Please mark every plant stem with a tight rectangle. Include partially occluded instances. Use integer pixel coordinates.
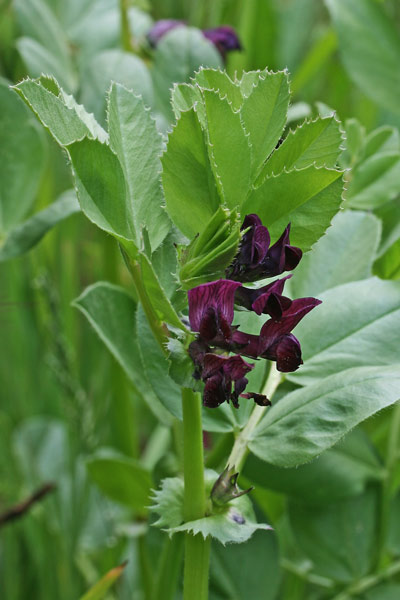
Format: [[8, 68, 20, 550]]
[[331, 559, 400, 600], [181, 387, 210, 600], [377, 400, 400, 567], [119, 0, 132, 52], [226, 365, 282, 471], [152, 534, 184, 600]]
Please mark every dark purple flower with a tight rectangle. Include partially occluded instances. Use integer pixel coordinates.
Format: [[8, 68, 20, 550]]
[[188, 279, 241, 343], [202, 353, 253, 408], [235, 275, 292, 319], [147, 19, 184, 47], [203, 25, 241, 58], [231, 297, 321, 372], [227, 216, 302, 283]]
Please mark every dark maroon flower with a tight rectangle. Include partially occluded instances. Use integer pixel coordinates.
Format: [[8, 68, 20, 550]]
[[202, 353, 253, 408], [240, 392, 271, 407], [147, 19, 184, 47], [227, 216, 302, 283], [188, 279, 241, 343], [203, 25, 241, 58], [230, 297, 321, 372], [235, 275, 292, 319]]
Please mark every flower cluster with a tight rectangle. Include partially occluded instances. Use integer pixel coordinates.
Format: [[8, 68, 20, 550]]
[[147, 20, 241, 60], [187, 214, 321, 408]]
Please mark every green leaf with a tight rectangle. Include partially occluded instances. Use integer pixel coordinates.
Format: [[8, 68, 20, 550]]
[[288, 278, 400, 385], [345, 152, 400, 210], [80, 49, 153, 123], [13, 77, 108, 146], [326, 0, 400, 114], [152, 27, 222, 119], [151, 471, 271, 545], [261, 116, 344, 178], [250, 366, 400, 468], [244, 166, 343, 251], [193, 68, 243, 110], [210, 530, 281, 600], [139, 252, 187, 331], [87, 449, 152, 512], [66, 137, 136, 245], [244, 429, 383, 505], [202, 90, 251, 209], [289, 210, 381, 298], [72, 282, 172, 423], [171, 82, 203, 119], [107, 83, 170, 252], [288, 488, 378, 583], [0, 190, 80, 262], [80, 563, 127, 600], [374, 239, 400, 281], [162, 108, 220, 238], [0, 78, 46, 236], [14, 0, 76, 92], [136, 305, 182, 419], [240, 70, 289, 179]]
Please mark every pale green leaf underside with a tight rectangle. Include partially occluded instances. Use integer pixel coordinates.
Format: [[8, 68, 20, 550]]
[[73, 282, 172, 423], [288, 277, 400, 385], [151, 471, 270, 545], [289, 210, 381, 298], [244, 166, 343, 251], [346, 152, 400, 210], [0, 190, 80, 262], [108, 83, 170, 252], [251, 366, 400, 468]]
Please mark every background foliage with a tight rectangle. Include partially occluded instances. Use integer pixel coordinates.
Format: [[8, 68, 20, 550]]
[[1, 0, 400, 599]]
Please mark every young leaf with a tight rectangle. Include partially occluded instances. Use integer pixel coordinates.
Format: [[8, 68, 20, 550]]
[[193, 68, 243, 110], [0, 190, 80, 262], [80, 563, 127, 600], [202, 89, 252, 209], [240, 70, 290, 179], [162, 108, 220, 238], [87, 450, 152, 513], [13, 77, 107, 145], [250, 366, 400, 468], [66, 138, 136, 246], [244, 165, 343, 251], [289, 210, 381, 298], [0, 79, 46, 236], [72, 282, 172, 423], [107, 83, 170, 252], [326, 0, 400, 115], [151, 471, 271, 545], [288, 278, 400, 385], [261, 116, 344, 178]]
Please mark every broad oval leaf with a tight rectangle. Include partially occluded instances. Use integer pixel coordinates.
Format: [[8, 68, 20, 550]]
[[288, 278, 400, 385], [250, 366, 400, 468]]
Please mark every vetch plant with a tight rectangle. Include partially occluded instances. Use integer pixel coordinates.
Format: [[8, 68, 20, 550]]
[[11, 65, 400, 599]]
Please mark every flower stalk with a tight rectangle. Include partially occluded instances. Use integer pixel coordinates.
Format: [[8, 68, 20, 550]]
[[181, 387, 210, 600], [227, 364, 282, 471]]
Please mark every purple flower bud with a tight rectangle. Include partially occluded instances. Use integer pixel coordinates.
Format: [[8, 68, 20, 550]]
[[203, 25, 241, 59], [188, 280, 241, 343], [227, 216, 302, 283], [201, 353, 254, 408], [211, 467, 253, 507], [235, 275, 292, 319], [147, 19, 185, 47]]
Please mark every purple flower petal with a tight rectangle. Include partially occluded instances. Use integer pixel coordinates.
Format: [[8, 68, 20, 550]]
[[261, 224, 303, 278], [260, 296, 321, 348], [188, 279, 241, 341], [203, 25, 241, 58], [147, 19, 185, 47], [265, 333, 303, 372]]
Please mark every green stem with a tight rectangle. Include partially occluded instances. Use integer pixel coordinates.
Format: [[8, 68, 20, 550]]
[[138, 534, 153, 600], [331, 559, 400, 600], [226, 365, 282, 471], [181, 387, 210, 600], [119, 0, 132, 52], [377, 400, 400, 567], [152, 534, 184, 600]]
